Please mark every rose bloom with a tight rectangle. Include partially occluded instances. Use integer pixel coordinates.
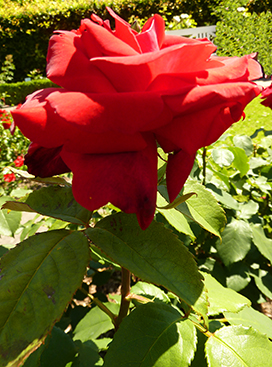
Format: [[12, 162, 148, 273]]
[[0, 110, 12, 130], [12, 8, 263, 229], [3, 173, 16, 182], [14, 155, 25, 167], [261, 81, 272, 109]]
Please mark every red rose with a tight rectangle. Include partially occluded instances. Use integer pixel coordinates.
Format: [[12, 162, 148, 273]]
[[261, 81, 272, 108], [12, 8, 263, 229], [14, 155, 25, 167], [3, 173, 16, 182]]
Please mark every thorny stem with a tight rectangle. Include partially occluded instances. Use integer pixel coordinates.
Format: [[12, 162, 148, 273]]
[[114, 267, 131, 329]]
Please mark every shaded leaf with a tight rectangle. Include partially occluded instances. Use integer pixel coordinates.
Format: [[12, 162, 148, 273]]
[[251, 269, 272, 299], [0, 230, 90, 367], [205, 325, 272, 367], [86, 212, 203, 307], [24, 326, 77, 367], [216, 219, 252, 266], [70, 340, 103, 367], [103, 302, 197, 367], [201, 272, 250, 315], [251, 224, 272, 264]]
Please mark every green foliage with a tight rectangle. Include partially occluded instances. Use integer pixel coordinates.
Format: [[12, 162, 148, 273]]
[[0, 0, 218, 82], [214, 0, 272, 76], [1, 121, 272, 365], [247, 0, 272, 14], [0, 78, 58, 106], [0, 55, 15, 84]]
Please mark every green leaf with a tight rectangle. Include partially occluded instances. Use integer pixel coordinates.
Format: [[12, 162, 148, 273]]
[[24, 326, 77, 367], [224, 307, 272, 339], [86, 213, 203, 307], [226, 262, 251, 292], [0, 230, 90, 367], [157, 192, 197, 209], [251, 269, 272, 299], [233, 135, 253, 156], [205, 325, 272, 367], [159, 180, 226, 239], [216, 219, 252, 266], [237, 200, 259, 220], [103, 302, 197, 367], [130, 281, 170, 303], [228, 146, 249, 177], [2, 186, 92, 226], [251, 224, 272, 264], [212, 148, 234, 167], [71, 340, 103, 366], [0, 196, 22, 236], [73, 303, 119, 342], [201, 273, 250, 315], [156, 192, 195, 238], [206, 183, 239, 210]]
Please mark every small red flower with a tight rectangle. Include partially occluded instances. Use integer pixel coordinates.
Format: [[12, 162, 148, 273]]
[[14, 155, 24, 167], [3, 173, 16, 182]]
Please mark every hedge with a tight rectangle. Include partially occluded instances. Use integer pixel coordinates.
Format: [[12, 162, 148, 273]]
[[0, 0, 218, 82], [214, 0, 272, 76], [0, 79, 58, 106]]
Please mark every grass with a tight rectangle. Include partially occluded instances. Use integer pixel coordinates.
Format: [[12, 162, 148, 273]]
[[228, 95, 272, 142]]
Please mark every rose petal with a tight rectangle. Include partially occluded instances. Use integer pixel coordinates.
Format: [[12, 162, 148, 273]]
[[136, 14, 165, 52], [45, 89, 173, 134], [46, 30, 116, 93], [12, 89, 148, 154], [166, 150, 196, 202], [261, 83, 272, 108], [81, 18, 139, 57], [61, 134, 158, 230], [25, 143, 70, 177], [91, 41, 217, 92], [155, 83, 261, 154], [106, 7, 141, 53]]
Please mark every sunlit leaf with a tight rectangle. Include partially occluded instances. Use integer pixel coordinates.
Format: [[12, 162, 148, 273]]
[[205, 325, 272, 367], [201, 272, 250, 315], [104, 302, 197, 367]]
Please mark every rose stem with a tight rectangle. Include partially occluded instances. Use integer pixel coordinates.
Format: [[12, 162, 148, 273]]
[[115, 267, 131, 329]]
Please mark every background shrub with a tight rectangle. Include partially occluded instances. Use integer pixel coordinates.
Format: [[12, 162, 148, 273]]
[[0, 79, 58, 106], [214, 0, 272, 76], [0, 0, 217, 83]]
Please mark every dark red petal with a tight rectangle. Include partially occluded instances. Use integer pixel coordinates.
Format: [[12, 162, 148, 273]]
[[166, 150, 196, 202], [261, 83, 272, 108], [25, 143, 70, 177], [61, 135, 158, 230]]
